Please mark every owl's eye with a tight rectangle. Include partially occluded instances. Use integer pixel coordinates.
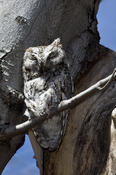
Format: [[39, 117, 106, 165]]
[[48, 51, 58, 60], [30, 55, 37, 60]]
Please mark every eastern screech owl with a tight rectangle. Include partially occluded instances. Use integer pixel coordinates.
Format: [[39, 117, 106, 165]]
[[23, 38, 73, 151]]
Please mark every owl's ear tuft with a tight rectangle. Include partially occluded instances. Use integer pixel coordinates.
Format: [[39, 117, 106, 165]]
[[26, 48, 33, 53], [51, 38, 62, 47]]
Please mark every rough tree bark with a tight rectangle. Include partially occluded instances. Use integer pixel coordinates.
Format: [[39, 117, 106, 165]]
[[0, 0, 116, 175]]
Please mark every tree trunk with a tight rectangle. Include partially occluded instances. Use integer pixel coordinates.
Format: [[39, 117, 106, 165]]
[[0, 0, 116, 174]]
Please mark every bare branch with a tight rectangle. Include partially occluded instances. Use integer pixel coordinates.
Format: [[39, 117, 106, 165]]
[[1, 69, 116, 139]]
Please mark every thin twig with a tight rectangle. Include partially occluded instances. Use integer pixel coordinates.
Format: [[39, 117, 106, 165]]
[[1, 69, 116, 139], [97, 68, 116, 90]]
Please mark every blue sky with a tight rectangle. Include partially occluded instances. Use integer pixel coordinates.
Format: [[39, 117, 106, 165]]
[[2, 136, 39, 175], [97, 0, 116, 51], [2, 0, 116, 174]]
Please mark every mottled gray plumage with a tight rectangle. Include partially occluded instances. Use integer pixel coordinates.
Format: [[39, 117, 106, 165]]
[[23, 39, 73, 151]]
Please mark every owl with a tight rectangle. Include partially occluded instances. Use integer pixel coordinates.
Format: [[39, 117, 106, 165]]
[[23, 38, 73, 151]]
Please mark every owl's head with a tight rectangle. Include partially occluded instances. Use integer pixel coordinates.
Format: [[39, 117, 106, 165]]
[[23, 38, 68, 81]]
